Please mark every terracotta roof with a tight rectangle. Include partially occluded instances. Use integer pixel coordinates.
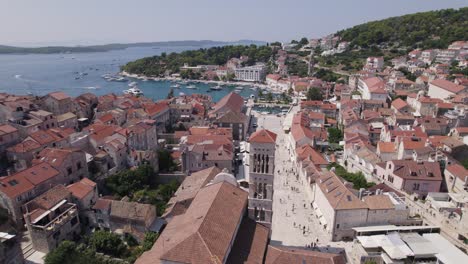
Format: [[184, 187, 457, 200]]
[[7, 139, 41, 153], [210, 92, 244, 115], [166, 167, 221, 213], [266, 74, 281, 81], [0, 162, 60, 198], [28, 129, 62, 145], [402, 140, 426, 150], [391, 98, 409, 110], [48, 91, 71, 101], [93, 198, 112, 210], [215, 111, 247, 123], [226, 217, 269, 264], [249, 129, 277, 144], [316, 171, 368, 210], [110, 200, 156, 225], [296, 145, 328, 167], [430, 79, 464, 94], [34, 148, 80, 167], [265, 245, 346, 264], [66, 178, 96, 199], [26, 185, 70, 210], [389, 160, 442, 181], [446, 164, 467, 182], [377, 142, 396, 153], [0, 124, 18, 135], [136, 181, 248, 264], [363, 195, 395, 210], [454, 127, 468, 134]]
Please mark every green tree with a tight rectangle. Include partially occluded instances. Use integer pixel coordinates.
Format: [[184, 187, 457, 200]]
[[45, 241, 97, 264], [142, 232, 159, 251], [88, 231, 128, 258], [265, 92, 274, 102], [299, 37, 309, 45], [105, 165, 154, 197], [328, 127, 343, 144], [157, 149, 176, 172], [306, 87, 323, 101]]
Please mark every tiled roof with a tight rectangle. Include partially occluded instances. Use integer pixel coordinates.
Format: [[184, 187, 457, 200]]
[[377, 142, 396, 153], [110, 200, 156, 225], [215, 111, 247, 123], [317, 171, 368, 210], [210, 92, 244, 114], [363, 195, 395, 210], [27, 185, 70, 210], [446, 164, 467, 182], [34, 148, 78, 167], [226, 217, 269, 264], [391, 98, 409, 110], [389, 160, 442, 181], [136, 181, 248, 264], [430, 79, 464, 93], [0, 124, 18, 135], [167, 167, 221, 210], [0, 162, 60, 198], [66, 178, 96, 199], [7, 139, 41, 153], [249, 129, 277, 144], [48, 91, 71, 101], [296, 145, 328, 166], [265, 245, 346, 264]]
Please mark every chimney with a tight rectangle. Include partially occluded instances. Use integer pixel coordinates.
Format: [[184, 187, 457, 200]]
[[358, 188, 365, 199]]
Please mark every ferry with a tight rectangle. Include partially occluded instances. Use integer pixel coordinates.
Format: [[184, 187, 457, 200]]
[[123, 87, 143, 96]]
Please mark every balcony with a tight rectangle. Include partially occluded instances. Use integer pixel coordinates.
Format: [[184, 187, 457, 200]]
[[31, 203, 78, 233]]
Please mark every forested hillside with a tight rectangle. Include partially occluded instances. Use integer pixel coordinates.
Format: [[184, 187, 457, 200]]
[[121, 45, 273, 76], [338, 7, 467, 49]]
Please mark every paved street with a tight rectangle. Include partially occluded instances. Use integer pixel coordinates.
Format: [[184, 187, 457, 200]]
[[252, 105, 355, 258]]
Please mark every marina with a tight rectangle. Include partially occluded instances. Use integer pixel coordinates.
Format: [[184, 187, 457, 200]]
[[0, 46, 260, 102]]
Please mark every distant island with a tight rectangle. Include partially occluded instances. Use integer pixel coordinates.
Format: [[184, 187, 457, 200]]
[[0, 40, 266, 54]]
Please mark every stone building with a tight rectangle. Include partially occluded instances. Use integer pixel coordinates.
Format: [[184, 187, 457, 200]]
[[248, 129, 277, 226], [41, 92, 73, 115], [23, 185, 80, 253]]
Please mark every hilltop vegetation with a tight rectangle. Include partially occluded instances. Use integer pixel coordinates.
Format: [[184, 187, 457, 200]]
[[121, 44, 273, 77], [338, 7, 468, 49]]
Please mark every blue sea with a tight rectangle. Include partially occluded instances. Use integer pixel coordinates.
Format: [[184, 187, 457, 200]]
[[0, 45, 257, 102]]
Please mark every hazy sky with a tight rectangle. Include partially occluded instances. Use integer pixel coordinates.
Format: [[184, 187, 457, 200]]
[[1, 0, 467, 46]]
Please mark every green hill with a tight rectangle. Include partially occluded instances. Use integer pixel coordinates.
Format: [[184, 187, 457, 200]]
[[338, 7, 467, 49], [121, 45, 273, 77]]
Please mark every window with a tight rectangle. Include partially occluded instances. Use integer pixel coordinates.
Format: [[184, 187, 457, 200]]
[[77, 162, 82, 170], [336, 224, 340, 229], [413, 183, 420, 191], [67, 167, 72, 175]]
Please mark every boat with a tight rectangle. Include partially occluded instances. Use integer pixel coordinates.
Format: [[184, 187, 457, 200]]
[[210, 85, 223, 91], [186, 84, 197, 89], [235, 86, 244, 90], [123, 87, 143, 96], [170, 84, 180, 88], [128, 81, 138, 87], [113, 77, 128, 82]]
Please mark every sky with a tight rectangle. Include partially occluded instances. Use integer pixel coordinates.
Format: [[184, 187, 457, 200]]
[[1, 0, 467, 46]]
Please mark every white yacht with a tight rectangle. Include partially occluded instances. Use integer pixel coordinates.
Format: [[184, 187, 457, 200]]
[[210, 85, 223, 91], [186, 84, 197, 89], [128, 81, 138, 87], [123, 87, 143, 96]]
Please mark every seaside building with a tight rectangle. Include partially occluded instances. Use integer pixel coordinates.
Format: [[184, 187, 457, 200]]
[[234, 64, 267, 82]]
